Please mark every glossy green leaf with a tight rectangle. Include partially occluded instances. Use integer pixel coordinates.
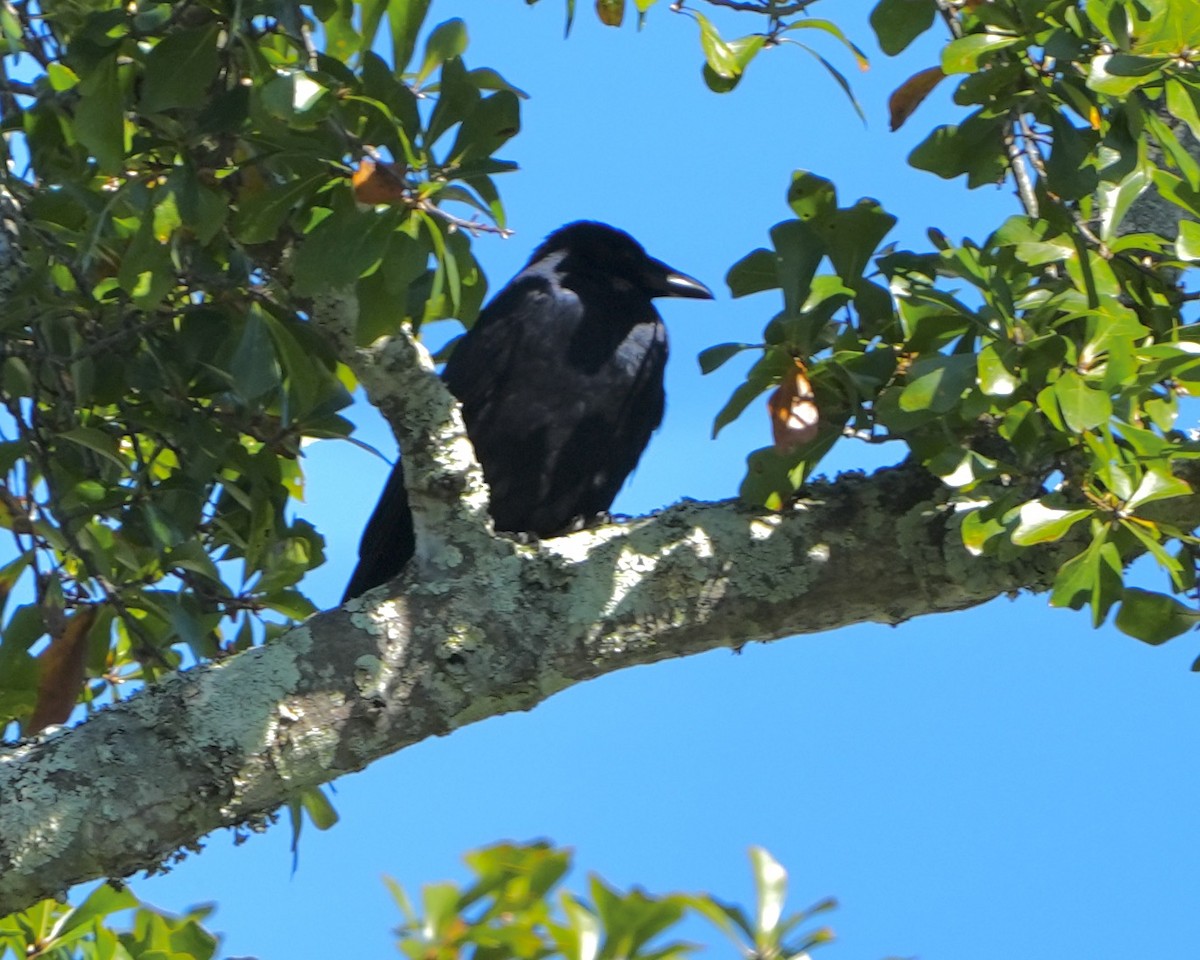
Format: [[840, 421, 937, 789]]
[[1166, 78, 1200, 140], [417, 18, 468, 82], [1087, 53, 1165, 95], [750, 846, 787, 938], [694, 12, 738, 79], [702, 34, 767, 93], [909, 114, 1007, 188], [1053, 370, 1112, 433], [1115, 588, 1199, 645], [898, 354, 975, 413], [869, 0, 937, 55], [1177, 220, 1200, 262], [233, 169, 326, 245], [786, 171, 837, 223], [781, 19, 869, 71], [1097, 165, 1151, 242], [49, 884, 139, 943], [140, 25, 221, 113], [1050, 536, 1123, 626], [941, 33, 1021, 74], [74, 56, 124, 174], [1011, 501, 1093, 546], [389, 0, 432, 73], [699, 343, 758, 375], [727, 248, 779, 297], [1125, 469, 1192, 511]]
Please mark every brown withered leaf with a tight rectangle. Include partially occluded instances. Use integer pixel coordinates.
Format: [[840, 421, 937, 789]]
[[26, 606, 99, 735], [352, 158, 408, 205], [769, 359, 819, 452], [888, 66, 946, 132], [596, 0, 625, 27]]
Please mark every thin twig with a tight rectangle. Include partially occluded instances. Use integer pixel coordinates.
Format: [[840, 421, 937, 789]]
[[1005, 112, 1039, 218], [418, 201, 514, 238], [673, 0, 819, 15]]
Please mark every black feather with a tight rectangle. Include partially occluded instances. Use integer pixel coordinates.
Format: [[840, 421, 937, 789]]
[[343, 221, 712, 601]]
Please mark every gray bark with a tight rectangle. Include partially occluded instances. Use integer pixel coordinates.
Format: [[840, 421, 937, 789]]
[[0, 457, 1120, 916]]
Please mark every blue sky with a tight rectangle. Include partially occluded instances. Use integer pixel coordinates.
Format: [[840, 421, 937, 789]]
[[73, 1, 1200, 958]]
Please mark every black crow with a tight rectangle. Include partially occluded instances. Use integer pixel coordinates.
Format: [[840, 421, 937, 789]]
[[343, 221, 712, 601]]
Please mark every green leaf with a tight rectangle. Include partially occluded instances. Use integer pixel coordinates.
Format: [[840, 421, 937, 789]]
[[1125, 469, 1191, 511], [726, 248, 778, 297], [1097, 166, 1151, 242], [769, 219, 824, 317], [941, 33, 1021, 74], [1011, 500, 1093, 546], [447, 90, 520, 165], [59, 428, 127, 471], [50, 884, 139, 944], [1053, 370, 1112, 433], [823, 199, 896, 282], [750, 846, 787, 939], [977, 343, 1019, 396], [961, 505, 1007, 556], [693, 12, 738, 79], [1177, 220, 1200, 262], [869, 0, 937, 55], [1115, 588, 1199, 645], [229, 309, 280, 403], [898, 354, 975, 413], [596, 0, 625, 26], [698, 342, 757, 375], [1166, 78, 1200, 140], [702, 34, 767, 93], [426, 57, 480, 147], [389, 0, 432, 73], [233, 168, 326, 246], [417, 18, 468, 82], [909, 114, 1007, 188], [140, 25, 221, 113], [786, 171, 837, 223], [1087, 53, 1166, 96], [780, 19, 869, 71], [74, 56, 125, 174], [299, 785, 340, 830], [47, 63, 79, 91], [1050, 534, 1123, 626], [291, 201, 400, 296]]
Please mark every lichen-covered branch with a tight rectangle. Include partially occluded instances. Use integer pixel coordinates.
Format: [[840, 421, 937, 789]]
[[2, 460, 1156, 916], [309, 289, 494, 566]]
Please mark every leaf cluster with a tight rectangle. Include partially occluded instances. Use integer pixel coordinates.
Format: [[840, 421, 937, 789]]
[[703, 0, 1200, 647], [0, 0, 520, 733], [388, 842, 837, 960]]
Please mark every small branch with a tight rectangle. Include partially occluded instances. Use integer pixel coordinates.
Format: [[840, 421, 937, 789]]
[[417, 201, 513, 239], [933, 0, 963, 39], [685, 0, 820, 14], [306, 286, 496, 571], [1005, 112, 1039, 218]]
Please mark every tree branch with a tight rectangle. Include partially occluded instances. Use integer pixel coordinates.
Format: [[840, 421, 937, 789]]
[[308, 289, 495, 570], [4, 459, 1168, 916]]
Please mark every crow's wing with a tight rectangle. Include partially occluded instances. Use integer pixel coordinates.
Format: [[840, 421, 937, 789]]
[[342, 459, 415, 601]]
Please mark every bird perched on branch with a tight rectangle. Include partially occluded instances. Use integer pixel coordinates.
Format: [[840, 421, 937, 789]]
[[343, 221, 713, 601]]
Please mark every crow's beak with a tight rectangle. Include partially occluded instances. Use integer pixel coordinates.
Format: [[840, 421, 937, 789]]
[[645, 258, 714, 300]]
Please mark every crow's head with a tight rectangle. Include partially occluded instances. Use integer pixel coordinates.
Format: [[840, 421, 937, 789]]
[[529, 221, 713, 302]]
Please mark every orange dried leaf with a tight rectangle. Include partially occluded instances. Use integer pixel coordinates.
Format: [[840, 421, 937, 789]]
[[26, 606, 99, 735], [888, 66, 946, 132], [769, 360, 819, 452], [352, 159, 408, 205]]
